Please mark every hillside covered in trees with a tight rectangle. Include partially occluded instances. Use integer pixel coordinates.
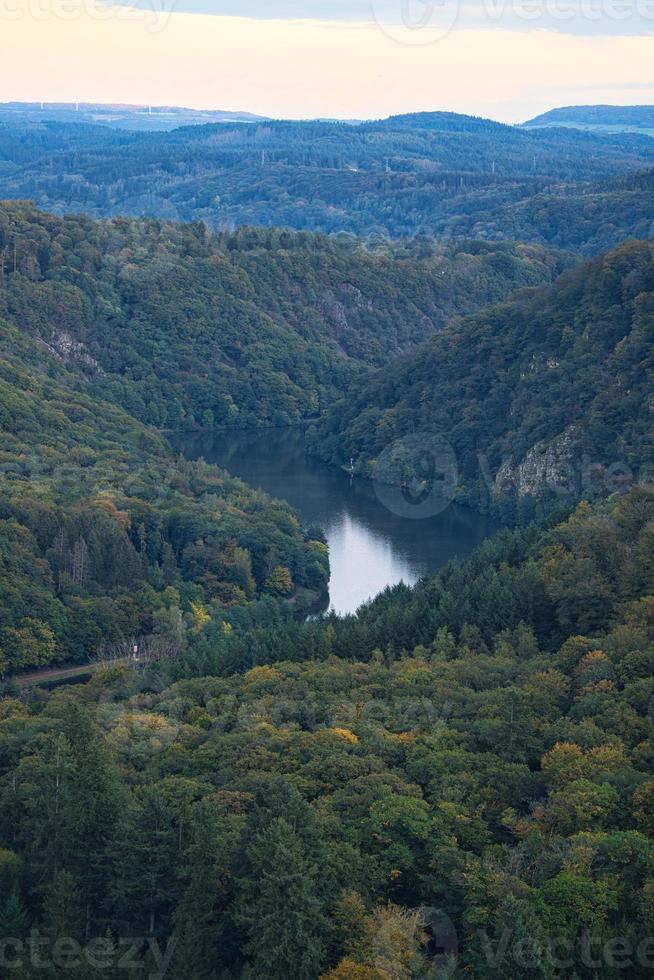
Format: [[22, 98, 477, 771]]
[[440, 169, 654, 256], [1, 108, 654, 978], [2, 488, 654, 976], [525, 105, 654, 133], [0, 276, 332, 675], [0, 203, 565, 428], [1, 114, 654, 250], [312, 239, 654, 520], [0, 200, 572, 676]]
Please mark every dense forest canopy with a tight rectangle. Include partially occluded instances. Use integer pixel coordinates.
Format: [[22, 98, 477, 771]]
[[0, 201, 570, 676], [439, 169, 654, 256], [2, 488, 654, 976], [312, 239, 654, 520], [0, 283, 331, 675], [0, 203, 565, 429], [0, 114, 653, 249], [1, 102, 654, 978]]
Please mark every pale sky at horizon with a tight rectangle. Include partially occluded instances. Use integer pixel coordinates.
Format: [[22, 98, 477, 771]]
[[1, 0, 653, 122]]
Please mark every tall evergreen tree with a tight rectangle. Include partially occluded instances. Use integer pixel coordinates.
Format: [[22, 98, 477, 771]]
[[236, 816, 329, 980]]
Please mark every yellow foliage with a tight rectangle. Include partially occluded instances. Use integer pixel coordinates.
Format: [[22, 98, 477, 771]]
[[105, 712, 178, 754], [575, 650, 612, 676], [243, 665, 282, 689], [190, 600, 211, 634], [328, 727, 359, 744], [320, 960, 389, 980], [576, 679, 616, 699], [0, 698, 29, 721], [385, 732, 416, 745], [541, 742, 587, 787], [88, 493, 131, 529], [265, 565, 294, 596]]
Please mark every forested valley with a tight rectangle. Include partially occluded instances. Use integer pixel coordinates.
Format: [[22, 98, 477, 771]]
[[1, 105, 654, 979], [0, 199, 568, 673]]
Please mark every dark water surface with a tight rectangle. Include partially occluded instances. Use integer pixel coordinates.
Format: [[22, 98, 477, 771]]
[[175, 429, 501, 615]]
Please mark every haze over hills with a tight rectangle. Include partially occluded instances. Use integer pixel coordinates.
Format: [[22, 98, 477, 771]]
[[524, 104, 654, 136], [0, 102, 269, 131], [443, 168, 654, 255], [1, 110, 654, 250]]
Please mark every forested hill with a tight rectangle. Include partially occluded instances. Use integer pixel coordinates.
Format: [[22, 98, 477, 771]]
[[3, 485, 654, 977], [525, 104, 654, 132], [1, 113, 654, 247], [0, 101, 269, 131], [0, 301, 331, 675], [312, 239, 654, 519], [0, 203, 564, 428], [439, 168, 654, 256]]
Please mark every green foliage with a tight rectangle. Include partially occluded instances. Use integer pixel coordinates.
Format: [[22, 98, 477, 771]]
[[0, 203, 564, 430], [315, 240, 654, 518], [2, 489, 654, 975], [0, 270, 329, 671], [1, 115, 653, 250]]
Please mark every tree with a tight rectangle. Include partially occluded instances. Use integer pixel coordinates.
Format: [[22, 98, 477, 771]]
[[265, 566, 294, 596], [236, 816, 328, 979], [58, 703, 123, 938], [111, 789, 178, 937], [173, 800, 234, 978], [633, 781, 654, 836]]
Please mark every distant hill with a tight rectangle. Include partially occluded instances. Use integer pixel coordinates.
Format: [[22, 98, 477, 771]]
[[442, 168, 654, 256], [524, 105, 654, 137], [1, 112, 653, 246], [0, 102, 268, 132], [374, 111, 512, 133]]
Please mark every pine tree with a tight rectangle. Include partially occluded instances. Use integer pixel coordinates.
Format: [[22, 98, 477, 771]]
[[59, 703, 122, 938], [172, 800, 231, 978], [111, 789, 178, 938], [236, 816, 328, 980]]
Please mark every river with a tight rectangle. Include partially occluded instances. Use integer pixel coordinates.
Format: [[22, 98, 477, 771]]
[[175, 428, 500, 616]]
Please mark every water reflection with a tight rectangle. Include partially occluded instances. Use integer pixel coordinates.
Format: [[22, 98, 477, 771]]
[[174, 428, 500, 615]]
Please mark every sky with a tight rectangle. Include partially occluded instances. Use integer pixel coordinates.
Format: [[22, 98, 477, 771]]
[[1, 0, 653, 122]]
